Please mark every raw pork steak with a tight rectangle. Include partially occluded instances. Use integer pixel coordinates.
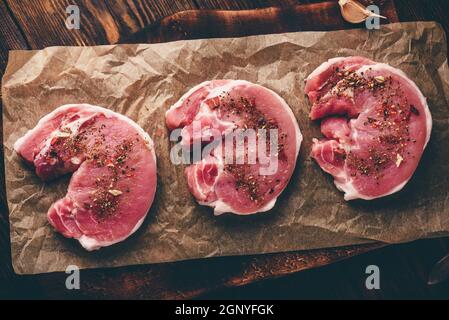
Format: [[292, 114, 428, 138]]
[[306, 57, 432, 200], [166, 80, 302, 215], [14, 104, 157, 250]]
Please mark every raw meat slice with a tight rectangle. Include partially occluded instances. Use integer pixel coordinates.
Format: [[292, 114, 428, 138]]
[[14, 104, 157, 250], [166, 80, 233, 130], [166, 80, 302, 215], [305, 56, 375, 120], [306, 57, 432, 200]]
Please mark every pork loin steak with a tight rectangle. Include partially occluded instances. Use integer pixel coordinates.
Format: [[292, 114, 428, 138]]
[[305, 57, 432, 200], [166, 80, 302, 215], [14, 104, 157, 250]]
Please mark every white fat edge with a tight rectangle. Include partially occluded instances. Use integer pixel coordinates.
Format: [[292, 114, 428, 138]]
[[165, 80, 213, 115], [305, 57, 348, 83], [335, 176, 411, 201], [209, 196, 277, 216], [13, 136, 26, 154], [209, 200, 235, 216], [14, 104, 93, 155], [77, 214, 146, 251], [334, 179, 359, 201], [355, 63, 432, 148], [306, 56, 374, 88], [35, 113, 99, 164], [168, 79, 258, 120], [13, 105, 76, 153], [16, 103, 156, 165], [375, 178, 410, 199], [205, 79, 250, 98]]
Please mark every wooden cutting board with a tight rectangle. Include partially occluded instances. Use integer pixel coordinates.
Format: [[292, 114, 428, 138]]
[[125, 0, 399, 43], [16, 1, 397, 299]]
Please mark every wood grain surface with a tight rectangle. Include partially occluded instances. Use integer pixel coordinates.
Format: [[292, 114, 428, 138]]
[[0, 0, 448, 299], [125, 1, 398, 43]]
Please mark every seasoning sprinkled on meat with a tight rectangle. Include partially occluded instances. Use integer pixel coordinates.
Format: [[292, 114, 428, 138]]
[[166, 80, 302, 215], [14, 104, 157, 251], [306, 57, 432, 200]]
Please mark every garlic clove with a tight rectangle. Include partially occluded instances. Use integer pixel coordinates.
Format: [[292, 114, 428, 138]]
[[339, 0, 387, 24]]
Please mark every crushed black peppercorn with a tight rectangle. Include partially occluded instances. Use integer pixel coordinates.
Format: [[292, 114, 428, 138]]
[[205, 91, 288, 203], [43, 120, 139, 219], [336, 69, 420, 179]]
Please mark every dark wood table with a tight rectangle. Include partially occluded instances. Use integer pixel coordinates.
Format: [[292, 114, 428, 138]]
[[1, 0, 448, 299]]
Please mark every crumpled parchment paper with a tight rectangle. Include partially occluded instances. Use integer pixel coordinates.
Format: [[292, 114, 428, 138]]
[[2, 22, 448, 275]]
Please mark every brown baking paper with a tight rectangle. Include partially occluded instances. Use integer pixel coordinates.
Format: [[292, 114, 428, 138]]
[[2, 22, 449, 275]]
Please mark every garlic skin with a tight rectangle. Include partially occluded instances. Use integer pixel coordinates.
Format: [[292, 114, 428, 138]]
[[338, 0, 387, 24]]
